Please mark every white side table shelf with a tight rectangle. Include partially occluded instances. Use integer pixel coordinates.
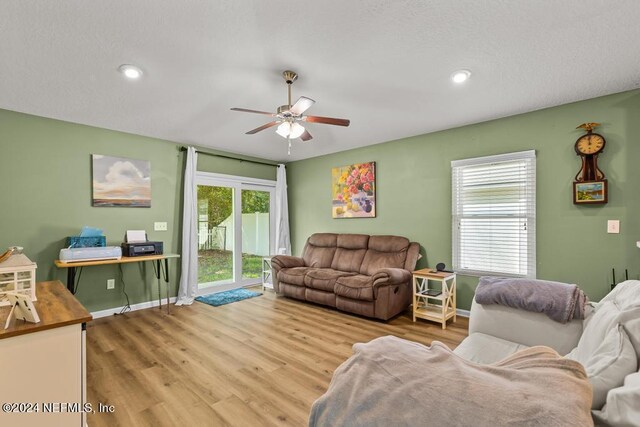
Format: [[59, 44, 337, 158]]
[[262, 256, 275, 292], [412, 268, 456, 329]]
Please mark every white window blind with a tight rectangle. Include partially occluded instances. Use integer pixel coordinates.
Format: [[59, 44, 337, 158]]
[[452, 150, 536, 278]]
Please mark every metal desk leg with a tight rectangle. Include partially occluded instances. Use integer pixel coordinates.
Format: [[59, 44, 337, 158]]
[[155, 259, 162, 310], [67, 266, 76, 294], [164, 258, 170, 314]]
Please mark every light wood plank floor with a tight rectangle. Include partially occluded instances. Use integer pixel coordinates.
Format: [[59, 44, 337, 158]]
[[87, 288, 468, 427]]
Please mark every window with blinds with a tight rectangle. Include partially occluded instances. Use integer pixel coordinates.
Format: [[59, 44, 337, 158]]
[[452, 150, 536, 278]]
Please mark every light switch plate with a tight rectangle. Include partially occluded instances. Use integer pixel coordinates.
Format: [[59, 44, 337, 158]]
[[154, 222, 168, 231], [607, 220, 620, 234], [107, 279, 115, 290]]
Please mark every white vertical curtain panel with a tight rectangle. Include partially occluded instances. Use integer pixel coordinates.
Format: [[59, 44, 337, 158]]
[[176, 147, 198, 305], [451, 150, 536, 278], [275, 164, 291, 255]]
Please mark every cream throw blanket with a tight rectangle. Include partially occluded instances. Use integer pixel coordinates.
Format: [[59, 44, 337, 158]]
[[310, 336, 593, 427]]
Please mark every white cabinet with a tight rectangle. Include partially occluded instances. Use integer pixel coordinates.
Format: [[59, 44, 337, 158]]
[[0, 281, 91, 427]]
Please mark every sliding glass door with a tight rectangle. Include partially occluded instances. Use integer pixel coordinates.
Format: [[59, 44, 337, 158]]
[[197, 184, 235, 286], [196, 173, 275, 293], [241, 187, 272, 281]]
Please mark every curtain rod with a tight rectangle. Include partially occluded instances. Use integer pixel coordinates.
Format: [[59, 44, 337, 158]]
[[180, 147, 278, 168]]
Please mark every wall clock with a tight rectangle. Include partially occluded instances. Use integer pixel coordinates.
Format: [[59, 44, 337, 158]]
[[573, 122, 608, 204]]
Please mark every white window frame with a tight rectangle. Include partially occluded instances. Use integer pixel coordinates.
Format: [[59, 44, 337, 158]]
[[452, 150, 536, 278], [195, 172, 276, 294]]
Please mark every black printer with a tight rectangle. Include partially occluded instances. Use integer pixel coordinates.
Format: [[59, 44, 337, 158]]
[[121, 241, 163, 257]]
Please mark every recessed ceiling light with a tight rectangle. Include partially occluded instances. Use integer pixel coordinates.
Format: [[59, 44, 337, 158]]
[[118, 64, 143, 80], [451, 69, 471, 84]]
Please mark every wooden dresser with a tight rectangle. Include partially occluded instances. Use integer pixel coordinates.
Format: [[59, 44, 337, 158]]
[[0, 280, 92, 427]]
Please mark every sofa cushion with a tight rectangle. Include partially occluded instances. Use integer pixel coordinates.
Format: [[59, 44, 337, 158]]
[[403, 242, 421, 271], [305, 269, 355, 292], [277, 267, 312, 286], [360, 249, 408, 276], [332, 248, 368, 273], [468, 299, 583, 355], [330, 234, 369, 273], [336, 296, 375, 317], [368, 235, 410, 252], [279, 282, 306, 300], [453, 332, 529, 365], [334, 275, 375, 301], [336, 233, 369, 250], [302, 233, 337, 268], [359, 235, 410, 276], [305, 288, 336, 307], [567, 325, 638, 409]]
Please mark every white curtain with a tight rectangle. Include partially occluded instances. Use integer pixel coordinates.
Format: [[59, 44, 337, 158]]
[[175, 147, 198, 305], [274, 164, 291, 255]]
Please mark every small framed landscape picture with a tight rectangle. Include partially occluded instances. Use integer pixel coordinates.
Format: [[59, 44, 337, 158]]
[[573, 180, 607, 204], [331, 161, 376, 218]]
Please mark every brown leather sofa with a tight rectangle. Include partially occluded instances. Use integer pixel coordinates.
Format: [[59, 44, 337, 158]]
[[271, 233, 420, 320]]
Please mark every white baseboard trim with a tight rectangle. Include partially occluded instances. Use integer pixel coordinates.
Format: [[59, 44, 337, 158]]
[[91, 297, 177, 319], [456, 308, 470, 318]]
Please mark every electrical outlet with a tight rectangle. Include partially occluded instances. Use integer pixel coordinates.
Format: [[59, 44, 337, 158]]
[[107, 279, 115, 290], [154, 221, 168, 231], [607, 220, 620, 234]]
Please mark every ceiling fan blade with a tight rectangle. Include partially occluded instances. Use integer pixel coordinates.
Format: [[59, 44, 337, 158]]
[[289, 96, 316, 115], [300, 130, 313, 142], [304, 115, 350, 127], [231, 108, 275, 116], [246, 121, 279, 134]]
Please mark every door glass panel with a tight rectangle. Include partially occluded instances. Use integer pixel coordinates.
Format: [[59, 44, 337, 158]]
[[197, 185, 234, 286], [241, 189, 270, 280]]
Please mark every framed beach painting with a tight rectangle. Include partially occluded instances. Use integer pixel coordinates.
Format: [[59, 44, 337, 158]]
[[92, 154, 151, 207], [573, 180, 607, 204], [332, 161, 376, 218]]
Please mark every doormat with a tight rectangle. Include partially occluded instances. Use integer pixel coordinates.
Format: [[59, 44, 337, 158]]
[[195, 288, 262, 307]]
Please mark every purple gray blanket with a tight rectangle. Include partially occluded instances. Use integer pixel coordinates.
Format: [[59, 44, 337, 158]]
[[475, 276, 587, 323]]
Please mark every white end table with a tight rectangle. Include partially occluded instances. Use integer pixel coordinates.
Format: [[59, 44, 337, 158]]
[[412, 268, 457, 329], [262, 256, 275, 292]]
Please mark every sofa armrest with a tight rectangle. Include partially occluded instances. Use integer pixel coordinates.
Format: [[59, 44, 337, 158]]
[[372, 269, 412, 298], [271, 255, 305, 294], [372, 268, 412, 286], [469, 299, 584, 355], [271, 255, 305, 270]]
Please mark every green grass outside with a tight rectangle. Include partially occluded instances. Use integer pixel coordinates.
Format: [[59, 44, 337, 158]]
[[198, 249, 263, 284]]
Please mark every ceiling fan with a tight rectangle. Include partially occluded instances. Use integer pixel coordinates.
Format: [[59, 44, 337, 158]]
[[231, 70, 350, 154]]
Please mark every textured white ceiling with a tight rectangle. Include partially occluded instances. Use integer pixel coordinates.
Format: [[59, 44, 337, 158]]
[[1, 1, 640, 161]]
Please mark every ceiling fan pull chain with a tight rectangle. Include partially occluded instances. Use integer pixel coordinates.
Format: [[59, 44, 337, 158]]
[[287, 139, 292, 155]]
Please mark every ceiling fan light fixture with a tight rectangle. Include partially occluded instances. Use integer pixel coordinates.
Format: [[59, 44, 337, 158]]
[[451, 69, 471, 84], [289, 122, 305, 139], [276, 122, 291, 138], [276, 122, 305, 139]]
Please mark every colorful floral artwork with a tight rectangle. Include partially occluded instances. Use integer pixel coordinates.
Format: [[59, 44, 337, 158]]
[[332, 162, 376, 218]]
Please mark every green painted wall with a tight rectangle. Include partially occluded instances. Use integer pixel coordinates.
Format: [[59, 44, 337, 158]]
[[287, 90, 640, 311], [0, 109, 275, 312]]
